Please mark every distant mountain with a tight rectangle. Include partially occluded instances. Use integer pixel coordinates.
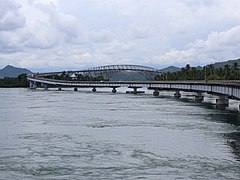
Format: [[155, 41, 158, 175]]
[[0, 65, 32, 78], [159, 66, 180, 73], [196, 66, 203, 70], [211, 58, 240, 68]]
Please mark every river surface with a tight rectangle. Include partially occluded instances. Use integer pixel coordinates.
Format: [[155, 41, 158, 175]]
[[0, 88, 240, 179]]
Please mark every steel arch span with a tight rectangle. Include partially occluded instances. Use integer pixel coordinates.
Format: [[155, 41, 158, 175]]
[[36, 64, 161, 80], [81, 64, 161, 80], [84, 64, 159, 72]]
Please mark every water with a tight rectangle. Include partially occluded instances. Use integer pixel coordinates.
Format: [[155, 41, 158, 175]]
[[0, 88, 240, 179]]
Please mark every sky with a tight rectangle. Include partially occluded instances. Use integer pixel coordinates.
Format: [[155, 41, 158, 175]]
[[1, 0, 240, 72]]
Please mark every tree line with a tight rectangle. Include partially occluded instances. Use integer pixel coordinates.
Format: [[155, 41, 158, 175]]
[[0, 73, 106, 88], [49, 71, 106, 81], [1, 63, 240, 88], [155, 62, 240, 81], [0, 74, 28, 87]]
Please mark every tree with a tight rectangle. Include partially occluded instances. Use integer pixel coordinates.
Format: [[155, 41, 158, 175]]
[[231, 62, 239, 80], [223, 64, 230, 80], [154, 62, 240, 81]]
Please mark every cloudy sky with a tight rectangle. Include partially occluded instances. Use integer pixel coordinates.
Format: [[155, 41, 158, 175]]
[[1, 0, 240, 71]]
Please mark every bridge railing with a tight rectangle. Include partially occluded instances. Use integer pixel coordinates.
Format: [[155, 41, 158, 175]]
[[27, 75, 240, 99]]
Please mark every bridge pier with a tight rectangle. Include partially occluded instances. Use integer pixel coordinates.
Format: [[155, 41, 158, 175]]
[[112, 87, 117, 93], [30, 81, 37, 89], [27, 75, 240, 112], [153, 90, 159, 96], [216, 95, 229, 107], [133, 87, 138, 94], [41, 83, 48, 90], [29, 81, 33, 89], [174, 90, 181, 98], [195, 92, 204, 102], [126, 87, 145, 94]]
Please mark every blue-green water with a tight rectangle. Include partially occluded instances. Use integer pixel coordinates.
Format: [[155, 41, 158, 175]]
[[0, 88, 240, 179]]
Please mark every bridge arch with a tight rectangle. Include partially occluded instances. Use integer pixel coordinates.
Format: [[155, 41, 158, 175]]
[[37, 64, 161, 80], [80, 64, 160, 80]]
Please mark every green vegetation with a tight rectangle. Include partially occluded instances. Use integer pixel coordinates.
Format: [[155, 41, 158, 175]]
[[2, 62, 240, 88], [0, 72, 107, 88], [0, 74, 29, 87], [155, 62, 240, 81], [49, 72, 107, 81]]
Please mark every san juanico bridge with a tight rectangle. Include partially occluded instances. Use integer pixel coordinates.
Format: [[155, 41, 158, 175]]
[[27, 64, 240, 112]]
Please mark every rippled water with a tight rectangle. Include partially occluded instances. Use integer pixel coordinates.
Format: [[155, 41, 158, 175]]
[[0, 88, 240, 179]]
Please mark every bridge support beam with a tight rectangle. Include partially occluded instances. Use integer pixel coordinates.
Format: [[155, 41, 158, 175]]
[[132, 87, 138, 94], [126, 87, 145, 94], [174, 90, 181, 98], [29, 81, 37, 89], [216, 95, 229, 107], [29, 81, 33, 89], [41, 83, 48, 90], [112, 87, 117, 93], [92, 87, 96, 92], [153, 90, 159, 96], [30, 81, 37, 89], [195, 92, 204, 102]]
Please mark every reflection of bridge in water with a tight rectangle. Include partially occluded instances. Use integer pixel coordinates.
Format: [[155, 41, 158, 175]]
[[27, 64, 240, 111]]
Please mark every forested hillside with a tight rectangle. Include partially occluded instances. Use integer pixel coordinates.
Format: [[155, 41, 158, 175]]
[[155, 62, 240, 81]]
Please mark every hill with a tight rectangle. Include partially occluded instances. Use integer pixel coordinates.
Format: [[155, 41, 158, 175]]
[[212, 58, 240, 68], [0, 65, 32, 79], [159, 66, 180, 72], [158, 58, 240, 73]]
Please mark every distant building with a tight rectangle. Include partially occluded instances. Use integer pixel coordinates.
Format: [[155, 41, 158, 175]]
[[70, 73, 77, 80]]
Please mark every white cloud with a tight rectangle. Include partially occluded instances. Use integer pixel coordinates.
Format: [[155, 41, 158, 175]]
[[0, 0, 25, 31], [152, 25, 240, 66], [1, 0, 240, 70], [100, 39, 135, 55]]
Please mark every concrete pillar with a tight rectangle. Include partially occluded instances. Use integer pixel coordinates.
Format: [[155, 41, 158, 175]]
[[29, 81, 33, 89], [92, 87, 96, 92], [32, 82, 37, 89], [41, 83, 48, 90], [174, 90, 181, 98], [195, 92, 204, 102], [133, 87, 138, 94], [126, 87, 145, 94], [153, 90, 159, 96], [216, 95, 229, 106], [112, 87, 117, 93], [74, 87, 78, 91]]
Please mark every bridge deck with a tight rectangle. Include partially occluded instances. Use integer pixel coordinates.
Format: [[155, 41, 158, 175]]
[[27, 76, 240, 100]]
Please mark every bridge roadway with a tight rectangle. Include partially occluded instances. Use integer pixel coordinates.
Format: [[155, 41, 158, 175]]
[[27, 75, 240, 108]]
